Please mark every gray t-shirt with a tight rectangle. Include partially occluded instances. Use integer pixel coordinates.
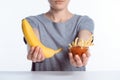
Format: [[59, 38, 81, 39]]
[[25, 13, 94, 71]]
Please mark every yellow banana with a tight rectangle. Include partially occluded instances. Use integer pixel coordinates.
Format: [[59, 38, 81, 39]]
[[22, 19, 62, 58]]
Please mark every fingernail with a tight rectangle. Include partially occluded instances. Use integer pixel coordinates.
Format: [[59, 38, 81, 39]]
[[75, 55, 79, 58], [37, 47, 39, 49], [82, 54, 86, 57]]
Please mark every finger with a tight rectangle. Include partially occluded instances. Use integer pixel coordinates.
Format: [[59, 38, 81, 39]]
[[27, 46, 34, 60], [69, 53, 76, 66], [74, 55, 83, 67], [36, 48, 45, 62], [40, 48, 45, 61], [32, 46, 39, 62], [36, 47, 42, 62], [82, 54, 88, 66], [86, 49, 91, 57]]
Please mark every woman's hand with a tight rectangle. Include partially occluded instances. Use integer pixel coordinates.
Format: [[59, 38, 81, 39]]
[[27, 46, 45, 62], [69, 50, 91, 67]]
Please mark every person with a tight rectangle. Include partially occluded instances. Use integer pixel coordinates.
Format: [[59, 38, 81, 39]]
[[23, 0, 94, 71]]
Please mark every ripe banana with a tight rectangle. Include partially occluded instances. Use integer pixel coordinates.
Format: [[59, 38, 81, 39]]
[[22, 19, 62, 58]]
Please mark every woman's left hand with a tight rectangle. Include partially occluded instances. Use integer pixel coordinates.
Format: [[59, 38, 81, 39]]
[[69, 50, 91, 67]]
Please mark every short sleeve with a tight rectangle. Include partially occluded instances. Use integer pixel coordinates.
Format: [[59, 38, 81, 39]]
[[78, 16, 94, 34], [25, 16, 38, 29]]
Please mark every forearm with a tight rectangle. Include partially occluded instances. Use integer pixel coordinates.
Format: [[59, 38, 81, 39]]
[[78, 30, 92, 40]]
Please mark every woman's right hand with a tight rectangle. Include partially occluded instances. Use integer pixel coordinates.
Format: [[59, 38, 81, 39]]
[[27, 46, 45, 62]]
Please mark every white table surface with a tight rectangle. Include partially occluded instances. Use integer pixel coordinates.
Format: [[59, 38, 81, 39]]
[[0, 71, 120, 80]]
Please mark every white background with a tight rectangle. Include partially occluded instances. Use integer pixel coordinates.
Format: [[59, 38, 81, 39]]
[[0, 0, 120, 71]]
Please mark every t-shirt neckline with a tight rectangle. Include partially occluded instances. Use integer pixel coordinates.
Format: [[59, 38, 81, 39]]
[[41, 13, 76, 24]]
